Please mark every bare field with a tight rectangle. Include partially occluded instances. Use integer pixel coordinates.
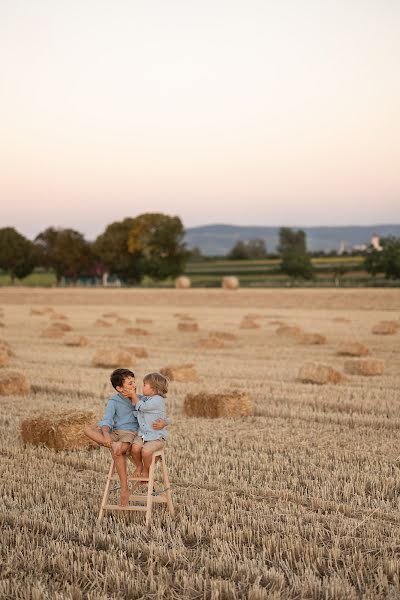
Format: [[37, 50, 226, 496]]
[[0, 288, 399, 600]]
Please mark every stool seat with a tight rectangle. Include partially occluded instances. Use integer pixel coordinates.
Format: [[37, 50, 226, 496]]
[[97, 449, 174, 526]]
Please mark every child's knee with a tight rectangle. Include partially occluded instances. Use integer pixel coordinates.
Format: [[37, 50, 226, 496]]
[[131, 444, 141, 456], [142, 448, 153, 460]]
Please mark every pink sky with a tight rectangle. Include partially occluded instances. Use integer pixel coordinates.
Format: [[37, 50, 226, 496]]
[[1, 0, 399, 239]]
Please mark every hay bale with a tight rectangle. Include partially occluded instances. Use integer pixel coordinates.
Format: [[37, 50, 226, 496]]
[[64, 335, 89, 347], [209, 331, 237, 342], [245, 313, 264, 320], [184, 391, 252, 418], [222, 276, 239, 290], [297, 363, 346, 385], [0, 371, 30, 395], [21, 411, 97, 450], [102, 312, 120, 318], [0, 349, 10, 367], [178, 322, 199, 332], [160, 364, 199, 382], [198, 337, 225, 349], [50, 321, 72, 332], [50, 313, 68, 321], [337, 342, 369, 357], [298, 333, 327, 345], [40, 327, 65, 338], [122, 345, 149, 358], [116, 317, 132, 325], [94, 319, 112, 328], [344, 359, 384, 376], [136, 318, 153, 325], [173, 313, 195, 320], [332, 317, 351, 323], [372, 321, 399, 335], [92, 349, 135, 368], [0, 339, 15, 357], [30, 308, 47, 316], [240, 317, 260, 329], [175, 276, 191, 289], [276, 324, 303, 337], [125, 327, 149, 336]]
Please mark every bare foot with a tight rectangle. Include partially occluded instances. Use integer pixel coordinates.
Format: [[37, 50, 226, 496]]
[[119, 488, 129, 507], [132, 468, 142, 478], [141, 469, 149, 481]]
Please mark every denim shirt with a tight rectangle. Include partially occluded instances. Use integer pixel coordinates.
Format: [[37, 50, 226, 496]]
[[134, 394, 168, 441], [98, 393, 139, 432]]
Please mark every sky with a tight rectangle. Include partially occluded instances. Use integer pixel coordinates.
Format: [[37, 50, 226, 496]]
[[1, 0, 399, 240]]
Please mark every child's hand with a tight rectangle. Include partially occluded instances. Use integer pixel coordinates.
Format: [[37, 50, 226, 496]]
[[103, 434, 113, 449], [153, 418, 166, 430]]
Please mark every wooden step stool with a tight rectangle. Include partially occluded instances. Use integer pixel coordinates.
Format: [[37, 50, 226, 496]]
[[97, 449, 174, 526]]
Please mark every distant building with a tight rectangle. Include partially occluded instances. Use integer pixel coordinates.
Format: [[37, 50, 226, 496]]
[[352, 243, 368, 252], [371, 234, 383, 251], [338, 240, 350, 255]]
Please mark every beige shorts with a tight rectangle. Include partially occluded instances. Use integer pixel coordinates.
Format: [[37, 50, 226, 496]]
[[132, 437, 165, 453], [109, 429, 137, 444]]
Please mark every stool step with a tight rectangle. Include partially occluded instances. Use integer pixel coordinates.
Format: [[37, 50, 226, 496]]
[[104, 504, 147, 512]]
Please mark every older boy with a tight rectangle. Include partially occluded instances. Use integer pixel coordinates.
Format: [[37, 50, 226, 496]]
[[84, 368, 166, 506]]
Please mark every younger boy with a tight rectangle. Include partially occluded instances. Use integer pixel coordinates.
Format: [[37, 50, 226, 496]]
[[84, 368, 166, 506], [129, 372, 169, 480]]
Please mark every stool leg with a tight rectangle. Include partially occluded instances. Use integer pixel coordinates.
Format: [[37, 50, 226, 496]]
[[161, 455, 175, 516], [145, 455, 156, 527], [97, 460, 115, 524]]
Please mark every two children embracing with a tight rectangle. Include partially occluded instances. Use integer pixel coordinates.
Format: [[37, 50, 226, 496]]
[[84, 368, 169, 507]]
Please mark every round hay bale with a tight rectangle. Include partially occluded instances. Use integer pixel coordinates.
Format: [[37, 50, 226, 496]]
[[50, 321, 72, 332], [160, 364, 199, 382], [240, 317, 260, 329], [298, 333, 327, 345], [344, 359, 384, 376], [92, 349, 135, 368], [64, 335, 89, 347], [0, 370, 30, 395], [337, 342, 369, 357], [116, 317, 132, 325], [276, 324, 303, 337], [222, 276, 239, 290], [94, 319, 112, 328], [175, 276, 191, 289], [136, 318, 153, 325], [0, 349, 10, 367], [372, 321, 399, 335], [209, 331, 237, 342], [122, 345, 149, 358], [125, 327, 149, 336], [40, 327, 65, 338], [297, 363, 346, 385], [178, 322, 199, 332], [0, 339, 15, 357], [21, 411, 98, 450], [198, 337, 225, 349], [184, 391, 252, 418]]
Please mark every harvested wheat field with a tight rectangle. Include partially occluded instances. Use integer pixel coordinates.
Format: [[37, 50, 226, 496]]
[[0, 287, 399, 600]]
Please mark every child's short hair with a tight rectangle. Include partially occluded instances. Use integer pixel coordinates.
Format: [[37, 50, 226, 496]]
[[143, 372, 168, 397], [110, 368, 135, 389]]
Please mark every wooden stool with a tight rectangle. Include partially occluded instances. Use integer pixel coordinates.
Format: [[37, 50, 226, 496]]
[[97, 449, 174, 526]]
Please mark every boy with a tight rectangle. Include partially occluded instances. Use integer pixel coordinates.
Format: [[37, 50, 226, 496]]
[[129, 372, 169, 480], [84, 368, 166, 506]]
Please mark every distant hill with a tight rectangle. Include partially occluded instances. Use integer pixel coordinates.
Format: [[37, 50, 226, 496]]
[[184, 224, 400, 256]]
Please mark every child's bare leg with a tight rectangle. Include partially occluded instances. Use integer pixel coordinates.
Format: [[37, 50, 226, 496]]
[[112, 451, 129, 506], [141, 448, 153, 479], [112, 441, 123, 456], [130, 444, 143, 477], [83, 425, 106, 446]]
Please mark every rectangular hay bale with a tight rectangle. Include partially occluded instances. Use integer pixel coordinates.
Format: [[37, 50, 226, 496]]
[[184, 391, 252, 418], [21, 411, 98, 450]]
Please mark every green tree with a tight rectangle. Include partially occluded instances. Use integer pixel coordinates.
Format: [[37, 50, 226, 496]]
[[228, 238, 267, 260], [0, 227, 36, 283], [94, 218, 143, 284], [364, 237, 400, 279], [35, 227, 93, 283], [127, 213, 187, 280], [277, 227, 313, 280]]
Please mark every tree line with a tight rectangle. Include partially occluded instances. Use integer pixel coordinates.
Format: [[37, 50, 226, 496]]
[[0, 217, 399, 283]]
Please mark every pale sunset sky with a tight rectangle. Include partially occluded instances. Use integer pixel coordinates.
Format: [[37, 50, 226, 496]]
[[1, 0, 399, 240]]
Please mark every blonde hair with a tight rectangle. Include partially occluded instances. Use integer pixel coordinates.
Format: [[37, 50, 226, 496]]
[[143, 372, 168, 397]]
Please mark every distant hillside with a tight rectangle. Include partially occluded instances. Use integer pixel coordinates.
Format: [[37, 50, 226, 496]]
[[184, 224, 400, 255]]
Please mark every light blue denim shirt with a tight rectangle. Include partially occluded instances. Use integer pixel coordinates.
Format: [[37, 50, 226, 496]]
[[98, 393, 138, 432], [134, 394, 168, 441]]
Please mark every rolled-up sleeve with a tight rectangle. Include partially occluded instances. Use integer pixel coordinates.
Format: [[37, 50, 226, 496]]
[[98, 399, 116, 429], [136, 396, 164, 414]]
